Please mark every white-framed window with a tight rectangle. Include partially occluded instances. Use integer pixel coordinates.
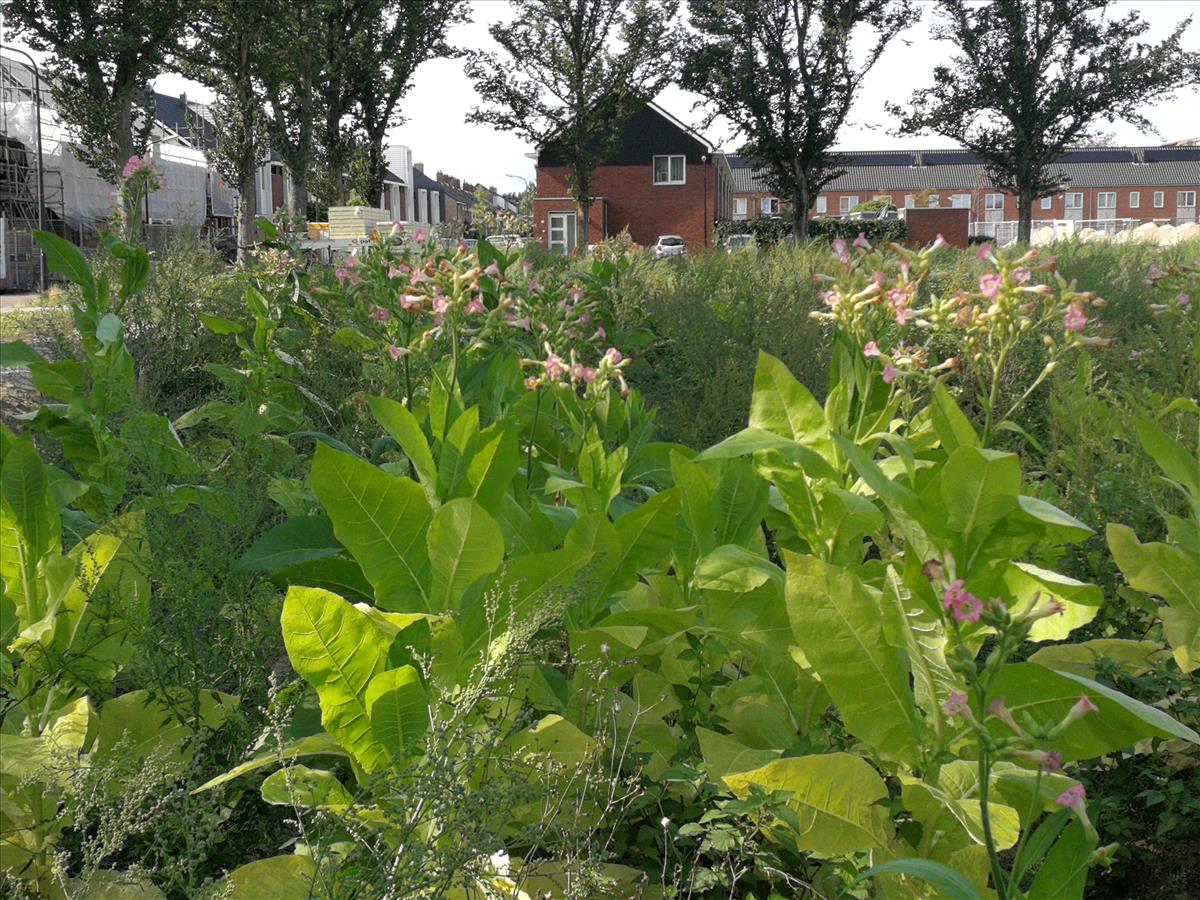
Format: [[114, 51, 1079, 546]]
[[734, 197, 748, 219], [904, 195, 915, 209], [815, 196, 827, 214], [1065, 192, 1083, 210], [1040, 196, 1053, 210], [985, 193, 1004, 210], [1129, 191, 1140, 209], [761, 197, 779, 215], [1153, 191, 1165, 208], [1097, 192, 1116, 210], [652, 155, 686, 185], [925, 194, 940, 207], [838, 195, 859, 214], [951, 194, 970, 208], [1179, 191, 1198, 208]]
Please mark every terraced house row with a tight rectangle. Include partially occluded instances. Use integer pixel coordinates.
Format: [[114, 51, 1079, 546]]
[[729, 144, 1200, 229]]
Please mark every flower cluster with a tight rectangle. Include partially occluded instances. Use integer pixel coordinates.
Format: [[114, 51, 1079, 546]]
[[1142, 258, 1198, 317], [326, 231, 622, 405]]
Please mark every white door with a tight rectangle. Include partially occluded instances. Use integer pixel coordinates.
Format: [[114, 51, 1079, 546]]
[[548, 212, 576, 254], [1177, 191, 1197, 224]]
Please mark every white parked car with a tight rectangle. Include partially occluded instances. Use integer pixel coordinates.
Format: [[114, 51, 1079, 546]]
[[489, 234, 528, 250], [725, 233, 755, 252], [654, 235, 687, 259]]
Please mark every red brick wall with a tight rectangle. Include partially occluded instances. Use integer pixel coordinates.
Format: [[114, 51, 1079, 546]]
[[906, 207, 970, 249], [535, 163, 721, 250]]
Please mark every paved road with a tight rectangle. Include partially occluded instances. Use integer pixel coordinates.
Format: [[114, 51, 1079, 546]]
[[1, 292, 45, 310]]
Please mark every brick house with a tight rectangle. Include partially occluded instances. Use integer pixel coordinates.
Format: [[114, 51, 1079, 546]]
[[730, 146, 1200, 231], [435, 172, 475, 225], [533, 101, 733, 252]]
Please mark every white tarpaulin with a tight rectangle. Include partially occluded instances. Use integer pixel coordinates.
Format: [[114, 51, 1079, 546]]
[[2, 99, 210, 227]]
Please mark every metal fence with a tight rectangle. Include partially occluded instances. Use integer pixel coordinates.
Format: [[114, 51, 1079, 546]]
[[967, 217, 1197, 246]]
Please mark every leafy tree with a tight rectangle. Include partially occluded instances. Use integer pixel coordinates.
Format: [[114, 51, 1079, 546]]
[[889, 0, 1200, 243], [351, 0, 466, 204], [3, 0, 192, 210], [178, 0, 276, 262], [260, 1, 327, 223], [682, 0, 916, 240], [466, 0, 680, 249]]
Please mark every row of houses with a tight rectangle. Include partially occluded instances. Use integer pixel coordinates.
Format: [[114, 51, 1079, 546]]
[[531, 100, 1200, 251], [1, 52, 518, 289]]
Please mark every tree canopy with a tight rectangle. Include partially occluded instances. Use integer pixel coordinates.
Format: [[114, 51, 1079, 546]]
[[466, 0, 680, 249], [889, 0, 1200, 243], [682, 0, 916, 239]]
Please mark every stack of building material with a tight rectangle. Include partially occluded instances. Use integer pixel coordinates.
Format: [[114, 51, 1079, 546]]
[[328, 205, 388, 239]]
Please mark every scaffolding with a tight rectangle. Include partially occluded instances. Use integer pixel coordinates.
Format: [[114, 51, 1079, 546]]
[[1, 48, 65, 292]]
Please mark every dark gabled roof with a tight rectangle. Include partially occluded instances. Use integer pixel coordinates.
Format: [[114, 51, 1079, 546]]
[[153, 93, 218, 150], [730, 145, 1200, 194], [437, 179, 475, 206], [383, 166, 405, 185], [537, 100, 717, 168], [412, 167, 443, 192]]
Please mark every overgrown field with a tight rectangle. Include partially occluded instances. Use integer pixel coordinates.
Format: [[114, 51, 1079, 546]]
[[1, 225, 1197, 899]]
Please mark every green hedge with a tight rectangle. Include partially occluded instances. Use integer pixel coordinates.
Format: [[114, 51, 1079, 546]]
[[716, 215, 907, 246]]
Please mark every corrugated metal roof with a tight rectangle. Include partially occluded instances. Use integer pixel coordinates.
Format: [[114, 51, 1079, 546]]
[[732, 147, 1200, 194]]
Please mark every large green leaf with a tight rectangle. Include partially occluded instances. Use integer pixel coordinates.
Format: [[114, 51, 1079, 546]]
[[1027, 639, 1169, 678], [367, 395, 438, 504], [990, 663, 1200, 761], [366, 665, 428, 754], [1107, 523, 1197, 609], [1134, 418, 1199, 500], [748, 352, 833, 460], [929, 383, 980, 453], [465, 425, 520, 509], [1, 431, 59, 561], [723, 753, 894, 854], [95, 690, 237, 772], [595, 488, 678, 599], [696, 726, 781, 784], [712, 458, 769, 546], [281, 586, 392, 771], [940, 446, 1020, 545], [1003, 562, 1102, 641], [221, 855, 320, 899], [1027, 821, 1092, 900], [858, 859, 981, 900], [234, 516, 343, 572], [311, 442, 431, 610], [192, 733, 349, 793], [784, 553, 919, 765], [260, 764, 354, 809], [34, 229, 95, 296], [695, 545, 783, 593], [426, 498, 504, 613]]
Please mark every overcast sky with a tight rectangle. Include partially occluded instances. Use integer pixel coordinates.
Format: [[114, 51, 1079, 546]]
[[5, 1, 1198, 194]]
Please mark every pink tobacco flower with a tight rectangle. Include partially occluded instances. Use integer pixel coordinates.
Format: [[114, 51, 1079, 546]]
[[1063, 302, 1088, 332], [603, 347, 623, 365], [544, 353, 567, 379], [1012, 267, 1032, 285], [572, 363, 598, 383], [387, 265, 403, 279], [979, 273, 1003, 300], [853, 232, 871, 250], [399, 294, 423, 311], [411, 270, 430, 285], [121, 155, 144, 178], [432, 296, 450, 315], [521, 261, 534, 274], [1027, 597, 1066, 622], [388, 344, 408, 361], [976, 242, 994, 262], [569, 288, 583, 302], [1177, 292, 1191, 307], [345, 253, 358, 267], [930, 233, 948, 251], [335, 267, 351, 282], [944, 692, 970, 719], [831, 238, 849, 257], [988, 698, 1023, 734], [529, 278, 541, 293], [371, 305, 389, 322], [1142, 264, 1163, 286], [465, 297, 486, 315], [1062, 693, 1099, 728], [882, 362, 899, 384], [414, 229, 427, 243], [484, 261, 502, 277], [863, 341, 881, 358], [1056, 784, 1086, 812], [508, 313, 532, 331], [943, 580, 983, 623]]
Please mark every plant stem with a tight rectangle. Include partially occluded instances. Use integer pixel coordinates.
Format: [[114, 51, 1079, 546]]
[[527, 385, 542, 491], [978, 749, 1009, 899]]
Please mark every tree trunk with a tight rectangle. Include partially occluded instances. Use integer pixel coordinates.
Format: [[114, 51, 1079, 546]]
[[578, 198, 590, 254], [289, 172, 309, 224], [237, 170, 258, 266], [792, 184, 811, 242], [1017, 186, 1033, 245]]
